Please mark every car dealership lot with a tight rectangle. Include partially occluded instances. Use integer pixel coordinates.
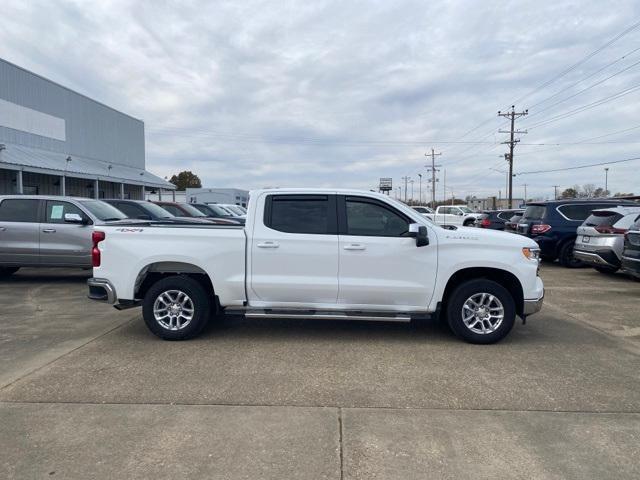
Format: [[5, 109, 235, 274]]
[[1, 266, 640, 479]]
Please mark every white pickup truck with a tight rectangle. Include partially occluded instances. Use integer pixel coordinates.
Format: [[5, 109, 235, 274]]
[[424, 205, 478, 227], [88, 189, 544, 344]]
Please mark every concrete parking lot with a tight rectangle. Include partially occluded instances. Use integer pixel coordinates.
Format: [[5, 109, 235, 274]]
[[1, 264, 639, 479]]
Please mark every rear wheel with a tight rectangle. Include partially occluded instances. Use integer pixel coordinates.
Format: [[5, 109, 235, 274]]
[[446, 279, 516, 344], [142, 275, 211, 340], [463, 219, 475, 227], [0, 267, 20, 278], [558, 240, 583, 268]]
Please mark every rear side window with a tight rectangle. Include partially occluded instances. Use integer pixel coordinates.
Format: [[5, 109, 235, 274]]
[[0, 199, 39, 222], [583, 211, 623, 227], [497, 211, 517, 221], [614, 213, 640, 230], [345, 198, 409, 237], [522, 205, 546, 220], [265, 195, 334, 234], [558, 204, 613, 221], [45, 201, 86, 224]]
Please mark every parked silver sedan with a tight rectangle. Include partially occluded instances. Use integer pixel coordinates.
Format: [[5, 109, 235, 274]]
[[574, 206, 640, 274]]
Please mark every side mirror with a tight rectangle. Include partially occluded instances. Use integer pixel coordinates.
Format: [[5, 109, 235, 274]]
[[64, 213, 84, 224], [409, 223, 429, 247]]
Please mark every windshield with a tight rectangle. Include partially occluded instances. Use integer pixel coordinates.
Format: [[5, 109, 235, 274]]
[[179, 203, 208, 217], [142, 202, 175, 219], [192, 204, 215, 215], [225, 205, 245, 216], [79, 200, 127, 221], [584, 211, 622, 227], [458, 206, 473, 214], [207, 204, 233, 216]]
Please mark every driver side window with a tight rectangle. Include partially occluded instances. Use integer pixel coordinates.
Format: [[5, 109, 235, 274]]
[[345, 198, 409, 237]]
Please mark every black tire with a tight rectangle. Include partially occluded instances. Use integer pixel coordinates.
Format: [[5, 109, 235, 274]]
[[594, 265, 619, 274], [558, 240, 583, 268], [540, 254, 556, 263], [463, 219, 475, 227], [446, 279, 516, 344], [142, 275, 211, 340], [0, 267, 20, 278]]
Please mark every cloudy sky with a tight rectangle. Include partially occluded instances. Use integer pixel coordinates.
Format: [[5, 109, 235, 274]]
[[2, 0, 640, 200]]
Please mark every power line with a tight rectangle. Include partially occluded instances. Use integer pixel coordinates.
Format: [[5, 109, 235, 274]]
[[511, 19, 640, 106], [526, 82, 640, 130], [516, 155, 640, 175], [527, 45, 640, 110]]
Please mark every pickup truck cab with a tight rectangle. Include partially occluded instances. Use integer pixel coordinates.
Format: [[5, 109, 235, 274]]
[[424, 205, 477, 227], [88, 189, 544, 344]]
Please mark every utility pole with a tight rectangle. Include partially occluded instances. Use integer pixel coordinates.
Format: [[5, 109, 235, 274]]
[[425, 148, 442, 209], [553, 185, 560, 200], [418, 173, 422, 204], [604, 168, 609, 196], [401, 176, 411, 202], [443, 169, 446, 206], [523, 183, 528, 202], [498, 106, 528, 208], [409, 179, 415, 203]]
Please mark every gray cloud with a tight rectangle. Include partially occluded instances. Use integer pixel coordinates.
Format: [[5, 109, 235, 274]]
[[2, 0, 640, 200]]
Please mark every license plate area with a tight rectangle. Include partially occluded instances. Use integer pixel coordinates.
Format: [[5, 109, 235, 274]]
[[582, 235, 590, 243]]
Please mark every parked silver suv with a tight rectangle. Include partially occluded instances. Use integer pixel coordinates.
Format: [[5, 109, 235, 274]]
[[0, 195, 128, 276], [574, 206, 640, 274]]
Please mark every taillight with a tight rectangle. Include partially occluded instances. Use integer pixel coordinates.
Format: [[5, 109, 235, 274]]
[[480, 218, 491, 228], [595, 225, 628, 235], [92, 231, 105, 267], [531, 224, 552, 234]]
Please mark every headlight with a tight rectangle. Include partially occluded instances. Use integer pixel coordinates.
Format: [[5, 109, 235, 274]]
[[522, 247, 541, 261]]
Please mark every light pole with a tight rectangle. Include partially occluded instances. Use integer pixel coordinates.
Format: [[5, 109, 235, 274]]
[[418, 173, 422, 204], [409, 179, 414, 203], [604, 168, 609, 196]]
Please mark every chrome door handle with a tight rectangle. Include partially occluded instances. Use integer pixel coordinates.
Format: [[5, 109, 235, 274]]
[[257, 241, 279, 248], [42, 228, 56, 233], [343, 244, 365, 251]]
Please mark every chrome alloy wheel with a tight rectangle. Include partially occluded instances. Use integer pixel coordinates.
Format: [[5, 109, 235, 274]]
[[461, 292, 505, 335], [153, 290, 195, 331]]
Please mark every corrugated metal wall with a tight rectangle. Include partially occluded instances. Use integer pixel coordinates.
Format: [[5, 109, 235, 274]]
[[0, 59, 144, 169]]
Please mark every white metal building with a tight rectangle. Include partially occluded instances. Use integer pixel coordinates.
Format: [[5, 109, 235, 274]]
[[186, 188, 249, 207], [0, 58, 173, 199]]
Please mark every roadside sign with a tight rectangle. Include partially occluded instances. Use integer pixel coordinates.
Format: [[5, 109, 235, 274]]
[[379, 178, 392, 192]]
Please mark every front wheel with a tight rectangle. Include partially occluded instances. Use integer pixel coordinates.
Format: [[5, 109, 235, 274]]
[[142, 275, 211, 340], [463, 219, 475, 227], [446, 279, 516, 344]]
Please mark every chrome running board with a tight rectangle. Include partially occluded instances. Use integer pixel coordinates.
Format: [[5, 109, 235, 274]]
[[242, 310, 412, 322]]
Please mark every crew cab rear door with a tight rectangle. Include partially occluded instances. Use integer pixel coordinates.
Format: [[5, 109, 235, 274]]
[[248, 194, 339, 305], [0, 198, 41, 265]]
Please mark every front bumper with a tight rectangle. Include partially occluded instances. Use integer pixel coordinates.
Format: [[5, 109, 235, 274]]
[[522, 275, 544, 317], [87, 277, 117, 304], [523, 293, 544, 316]]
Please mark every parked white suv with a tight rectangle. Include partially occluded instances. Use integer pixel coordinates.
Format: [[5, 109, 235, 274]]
[[88, 189, 544, 344], [424, 205, 478, 226]]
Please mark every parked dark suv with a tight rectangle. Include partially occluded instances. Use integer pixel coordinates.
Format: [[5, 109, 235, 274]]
[[475, 209, 523, 230], [621, 217, 640, 279], [517, 199, 638, 267]]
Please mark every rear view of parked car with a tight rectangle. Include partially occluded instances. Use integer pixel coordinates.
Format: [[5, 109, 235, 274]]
[[505, 212, 523, 233], [574, 207, 640, 273], [475, 209, 523, 230], [0, 195, 127, 276], [517, 199, 637, 267], [621, 217, 640, 279]]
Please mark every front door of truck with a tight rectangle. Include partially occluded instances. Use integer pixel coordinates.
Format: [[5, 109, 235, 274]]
[[249, 193, 339, 305], [39, 200, 92, 266], [337, 195, 437, 310]]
